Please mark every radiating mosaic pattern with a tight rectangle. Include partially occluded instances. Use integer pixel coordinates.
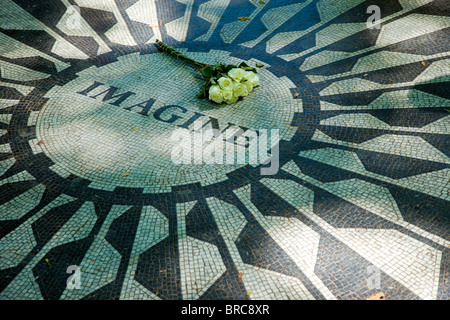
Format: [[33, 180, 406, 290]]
[[0, 0, 449, 300]]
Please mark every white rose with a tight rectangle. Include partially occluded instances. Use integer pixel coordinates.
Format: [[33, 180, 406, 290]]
[[251, 74, 260, 87], [228, 68, 246, 82], [243, 71, 255, 82], [222, 89, 233, 101], [225, 94, 239, 104], [244, 81, 253, 92], [233, 81, 248, 97], [217, 77, 233, 91], [209, 85, 224, 103]]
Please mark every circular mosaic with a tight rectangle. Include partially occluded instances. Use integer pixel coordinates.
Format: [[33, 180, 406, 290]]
[[35, 50, 306, 192], [0, 0, 449, 301]]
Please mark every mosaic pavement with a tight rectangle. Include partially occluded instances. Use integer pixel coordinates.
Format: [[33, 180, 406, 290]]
[[0, 0, 449, 300]]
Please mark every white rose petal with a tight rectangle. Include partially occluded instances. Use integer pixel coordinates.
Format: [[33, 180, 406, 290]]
[[209, 85, 224, 103], [222, 89, 233, 100], [225, 94, 239, 104], [228, 68, 245, 82], [244, 81, 253, 92], [233, 81, 248, 97], [218, 77, 233, 91], [251, 74, 260, 87], [243, 71, 255, 82]]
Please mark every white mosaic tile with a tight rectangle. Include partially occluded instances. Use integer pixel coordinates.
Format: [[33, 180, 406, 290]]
[[177, 202, 227, 300], [324, 179, 404, 222], [241, 264, 315, 300], [311, 131, 450, 164], [332, 228, 442, 300], [0, 60, 50, 81], [165, 0, 194, 42], [316, 0, 367, 21], [195, 0, 231, 42], [57, 0, 110, 55], [0, 158, 16, 176], [0, 269, 43, 300], [266, 0, 367, 54], [125, 0, 162, 43], [220, 0, 271, 44], [121, 280, 161, 300], [0, 0, 89, 60], [0, 170, 35, 187], [0, 195, 82, 291], [0, 81, 34, 96], [359, 135, 450, 164], [0, 0, 41, 30], [320, 113, 450, 135], [120, 205, 168, 300], [376, 14, 450, 47], [237, 182, 337, 300], [0, 184, 46, 221], [0, 99, 20, 110], [240, 2, 310, 48], [0, 33, 69, 72], [61, 204, 131, 300], [320, 113, 390, 129], [281, 160, 450, 248], [396, 169, 450, 201], [75, 0, 136, 47], [0, 223, 37, 270], [279, 5, 446, 61], [264, 164, 447, 299]]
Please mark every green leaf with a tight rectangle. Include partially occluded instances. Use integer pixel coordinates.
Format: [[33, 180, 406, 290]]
[[195, 92, 203, 99], [256, 63, 264, 68], [213, 64, 223, 73], [239, 62, 257, 72], [202, 66, 213, 77], [197, 86, 207, 99], [225, 65, 235, 72]]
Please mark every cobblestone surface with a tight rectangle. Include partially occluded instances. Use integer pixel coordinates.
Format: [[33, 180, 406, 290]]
[[0, 0, 448, 300]]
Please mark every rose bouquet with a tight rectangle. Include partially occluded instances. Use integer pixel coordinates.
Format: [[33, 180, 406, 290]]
[[156, 39, 260, 104]]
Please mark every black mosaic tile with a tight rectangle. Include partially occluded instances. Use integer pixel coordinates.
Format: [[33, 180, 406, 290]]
[[314, 234, 421, 300]]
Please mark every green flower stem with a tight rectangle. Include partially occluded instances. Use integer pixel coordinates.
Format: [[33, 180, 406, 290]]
[[156, 39, 209, 73]]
